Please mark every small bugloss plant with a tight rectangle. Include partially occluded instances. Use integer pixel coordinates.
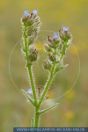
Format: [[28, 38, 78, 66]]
[[20, 9, 72, 127]]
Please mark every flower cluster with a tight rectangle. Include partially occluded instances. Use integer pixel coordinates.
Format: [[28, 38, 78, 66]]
[[21, 9, 41, 65], [44, 26, 72, 72], [20, 9, 73, 127]]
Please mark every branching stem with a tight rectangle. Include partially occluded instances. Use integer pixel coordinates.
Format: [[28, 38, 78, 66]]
[[38, 63, 56, 107]]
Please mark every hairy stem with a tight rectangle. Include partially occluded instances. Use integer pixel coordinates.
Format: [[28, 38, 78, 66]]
[[32, 64, 56, 127], [38, 63, 56, 107], [33, 107, 40, 127], [27, 65, 37, 104], [24, 35, 37, 104], [25, 45, 39, 126], [24, 34, 56, 127]]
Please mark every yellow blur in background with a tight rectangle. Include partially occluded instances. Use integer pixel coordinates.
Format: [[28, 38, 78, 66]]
[[0, 0, 88, 131]]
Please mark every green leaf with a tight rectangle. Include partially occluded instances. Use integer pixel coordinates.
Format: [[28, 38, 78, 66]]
[[39, 103, 59, 115], [55, 63, 69, 74], [21, 89, 35, 106]]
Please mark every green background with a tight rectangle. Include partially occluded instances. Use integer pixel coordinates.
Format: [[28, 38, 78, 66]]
[[0, 0, 88, 131]]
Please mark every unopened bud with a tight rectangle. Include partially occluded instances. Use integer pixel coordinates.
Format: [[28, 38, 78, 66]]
[[48, 53, 56, 62], [48, 33, 60, 48], [32, 9, 38, 16], [21, 10, 31, 23], [43, 60, 52, 70], [44, 44, 52, 52], [24, 10, 30, 17], [21, 9, 41, 47], [28, 47, 38, 62], [48, 36, 52, 43], [59, 26, 72, 42], [53, 32, 60, 41]]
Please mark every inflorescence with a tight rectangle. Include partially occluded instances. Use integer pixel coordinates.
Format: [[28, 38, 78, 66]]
[[20, 9, 72, 127], [21, 9, 41, 65], [44, 26, 72, 73]]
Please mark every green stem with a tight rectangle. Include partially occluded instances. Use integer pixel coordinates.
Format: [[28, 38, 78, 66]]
[[25, 42, 38, 126], [23, 34, 39, 127], [24, 34, 37, 105], [27, 65, 37, 104], [38, 64, 56, 107], [33, 64, 56, 127], [23, 33, 56, 127], [33, 107, 40, 127]]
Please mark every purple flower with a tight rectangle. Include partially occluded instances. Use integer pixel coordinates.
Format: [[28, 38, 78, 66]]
[[23, 10, 30, 17], [32, 9, 38, 16], [59, 26, 71, 41], [62, 26, 69, 32], [53, 32, 60, 40]]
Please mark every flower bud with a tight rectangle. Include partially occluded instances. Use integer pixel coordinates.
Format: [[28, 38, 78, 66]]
[[48, 53, 56, 62], [48, 36, 53, 43], [59, 26, 72, 42], [48, 33, 60, 48], [43, 60, 52, 70], [32, 9, 38, 16], [44, 44, 52, 52], [28, 47, 38, 63], [21, 10, 31, 24], [53, 32, 60, 41], [24, 10, 30, 17], [21, 9, 41, 47]]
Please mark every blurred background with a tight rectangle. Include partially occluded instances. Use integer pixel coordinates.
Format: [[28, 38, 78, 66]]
[[0, 0, 88, 131]]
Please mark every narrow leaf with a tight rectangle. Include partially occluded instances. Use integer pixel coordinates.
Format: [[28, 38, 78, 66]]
[[39, 103, 59, 115], [21, 89, 35, 106]]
